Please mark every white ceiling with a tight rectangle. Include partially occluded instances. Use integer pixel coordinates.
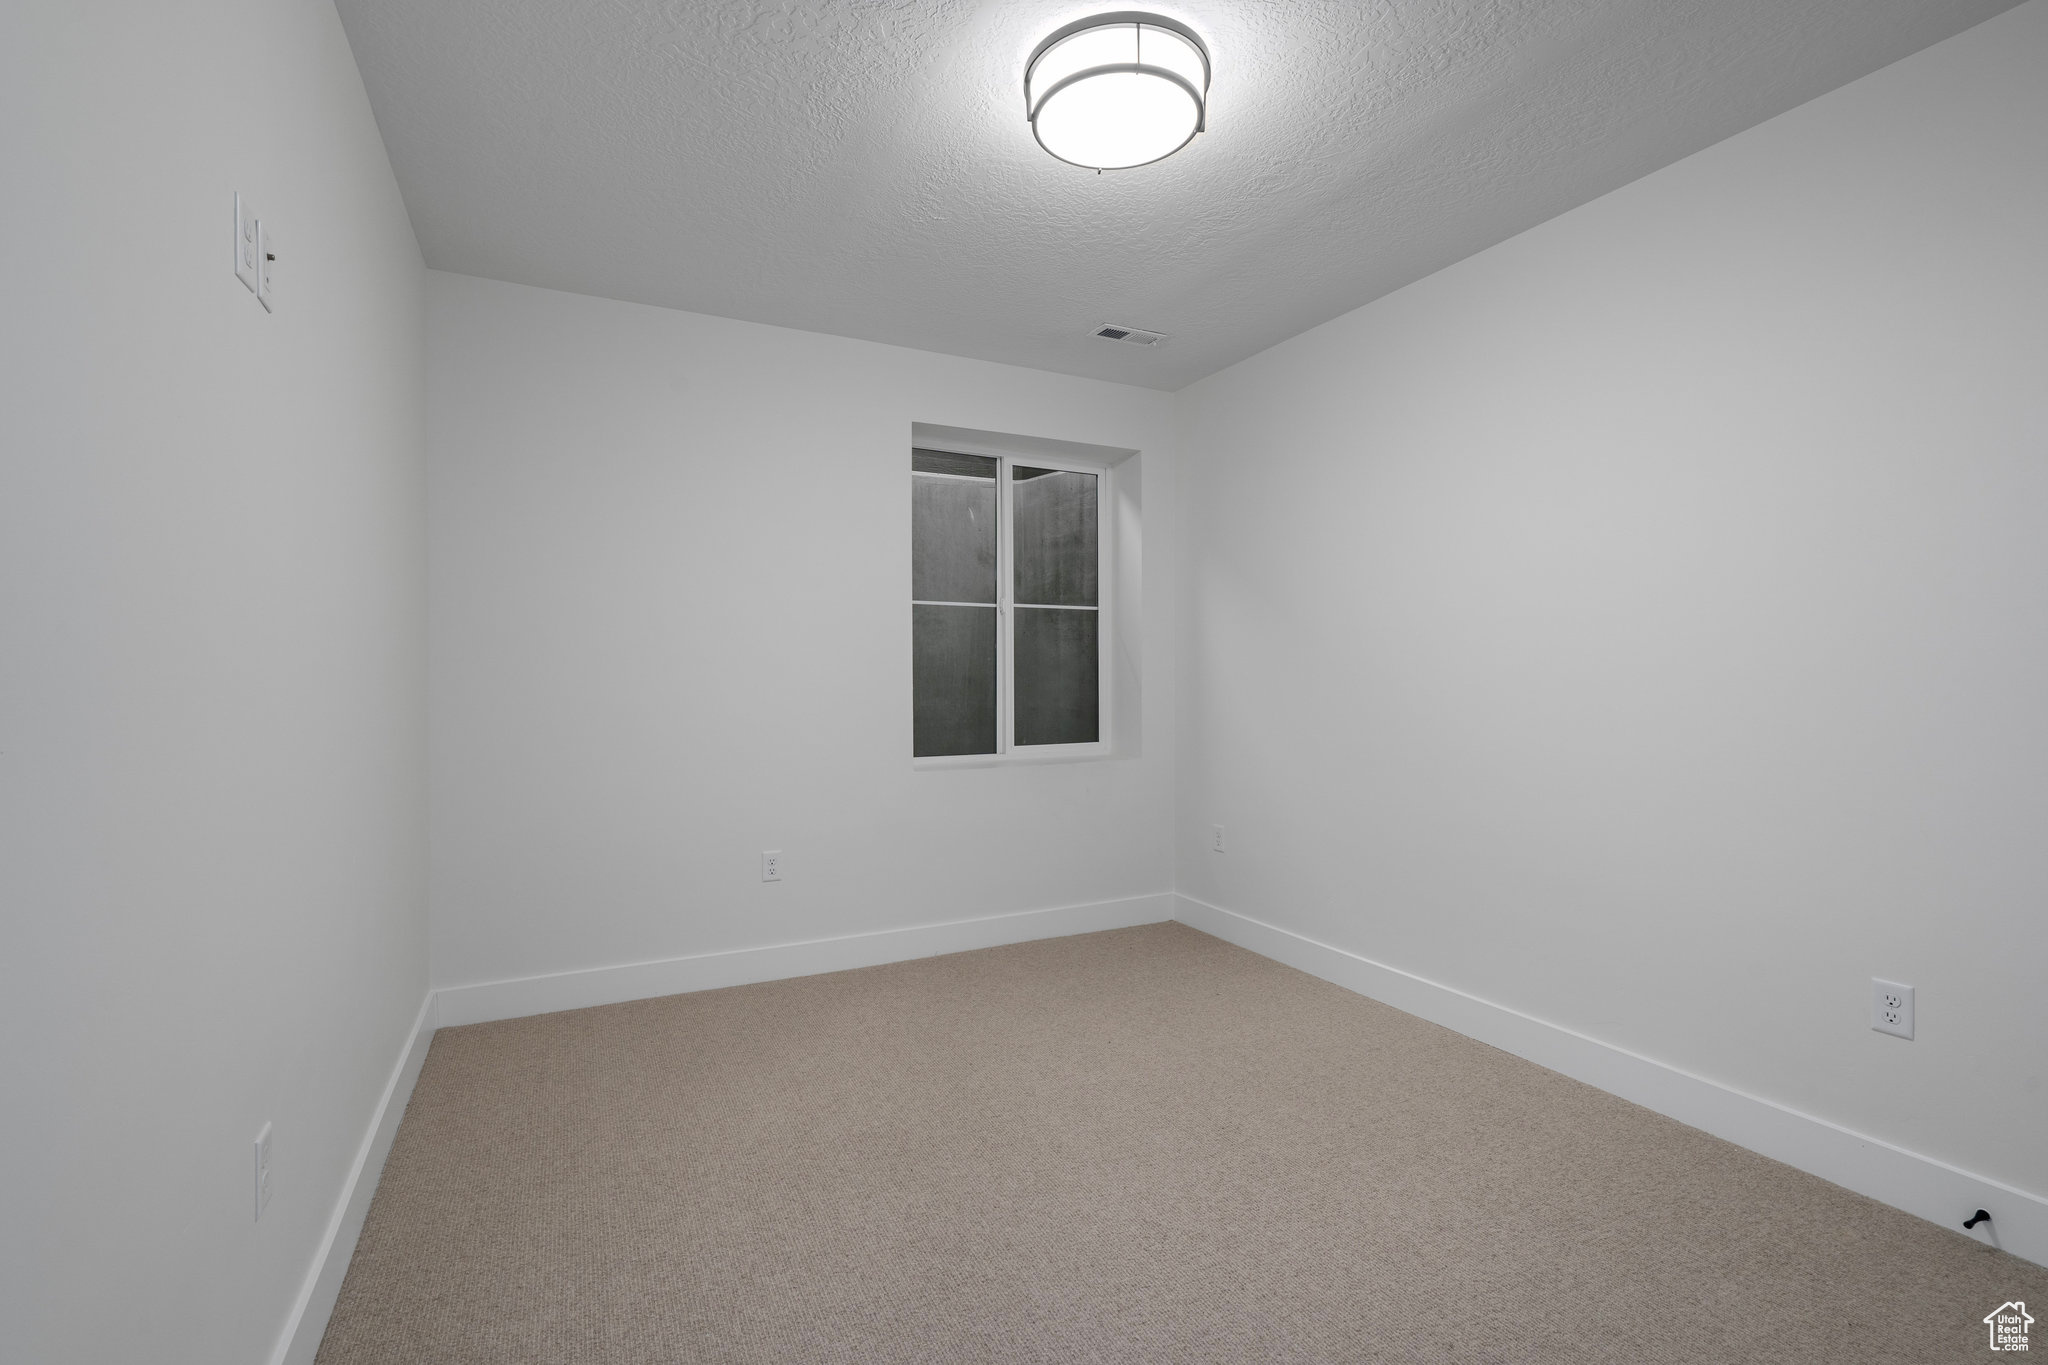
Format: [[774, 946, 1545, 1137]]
[[335, 0, 2017, 390]]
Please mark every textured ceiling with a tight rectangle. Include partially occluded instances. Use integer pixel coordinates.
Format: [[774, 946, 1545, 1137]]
[[335, 0, 2018, 390]]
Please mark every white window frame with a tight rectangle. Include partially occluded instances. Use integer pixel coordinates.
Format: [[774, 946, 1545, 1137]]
[[913, 441, 1113, 767]]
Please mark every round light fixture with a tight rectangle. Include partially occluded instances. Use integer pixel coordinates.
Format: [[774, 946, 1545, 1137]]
[[1024, 12, 1210, 171]]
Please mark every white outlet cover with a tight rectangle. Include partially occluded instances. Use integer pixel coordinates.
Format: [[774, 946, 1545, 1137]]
[[1871, 979, 1915, 1040], [256, 219, 275, 313], [761, 850, 782, 882]]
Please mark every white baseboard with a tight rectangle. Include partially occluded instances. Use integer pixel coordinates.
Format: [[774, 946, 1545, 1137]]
[[270, 991, 439, 1365], [1172, 893, 2048, 1270], [269, 888, 2036, 1365], [435, 892, 1176, 1029]]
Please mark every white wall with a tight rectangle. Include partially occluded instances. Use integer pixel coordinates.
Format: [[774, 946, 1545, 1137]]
[[1175, 2, 2048, 1202], [0, 2, 427, 1362], [428, 273, 1175, 992]]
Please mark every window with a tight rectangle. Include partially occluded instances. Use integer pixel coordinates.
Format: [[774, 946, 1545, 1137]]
[[912, 446, 1106, 759]]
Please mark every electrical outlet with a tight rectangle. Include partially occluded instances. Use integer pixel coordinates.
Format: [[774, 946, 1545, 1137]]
[[256, 219, 276, 312], [1210, 824, 1225, 852], [233, 193, 260, 293], [253, 1121, 273, 1220], [761, 850, 783, 882], [1871, 979, 1914, 1039]]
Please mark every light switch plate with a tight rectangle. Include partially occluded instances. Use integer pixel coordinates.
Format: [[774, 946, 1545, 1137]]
[[253, 1121, 273, 1220], [234, 193, 260, 293]]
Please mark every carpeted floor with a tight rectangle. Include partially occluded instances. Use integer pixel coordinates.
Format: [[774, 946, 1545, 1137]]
[[317, 923, 2042, 1363]]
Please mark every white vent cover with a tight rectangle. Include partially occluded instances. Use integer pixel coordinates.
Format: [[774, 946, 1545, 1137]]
[[1092, 324, 1167, 346]]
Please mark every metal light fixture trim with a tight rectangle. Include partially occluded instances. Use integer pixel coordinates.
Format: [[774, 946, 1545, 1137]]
[[1024, 12, 1211, 171]]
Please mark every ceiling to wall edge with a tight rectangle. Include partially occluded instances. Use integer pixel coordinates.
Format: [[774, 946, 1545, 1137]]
[[352, 0, 2024, 394]]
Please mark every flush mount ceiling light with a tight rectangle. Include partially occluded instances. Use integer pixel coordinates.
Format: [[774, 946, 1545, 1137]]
[[1025, 12, 1210, 172]]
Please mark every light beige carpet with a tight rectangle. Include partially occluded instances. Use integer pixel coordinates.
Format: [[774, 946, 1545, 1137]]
[[318, 923, 2042, 1364]]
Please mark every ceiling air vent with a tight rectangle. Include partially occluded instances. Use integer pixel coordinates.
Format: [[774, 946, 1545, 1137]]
[[1093, 324, 1166, 346]]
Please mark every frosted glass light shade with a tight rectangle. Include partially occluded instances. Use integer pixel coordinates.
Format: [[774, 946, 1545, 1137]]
[[1024, 13, 1210, 171]]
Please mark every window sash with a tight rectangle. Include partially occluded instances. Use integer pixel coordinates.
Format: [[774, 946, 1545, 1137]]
[[912, 448, 1110, 761]]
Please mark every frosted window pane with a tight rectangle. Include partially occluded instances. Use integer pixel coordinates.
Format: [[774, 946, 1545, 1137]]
[[1014, 607, 1098, 746], [1012, 467, 1097, 607], [913, 605, 997, 756], [912, 452, 996, 603]]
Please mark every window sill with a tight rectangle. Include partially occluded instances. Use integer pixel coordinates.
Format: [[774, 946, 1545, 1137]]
[[914, 746, 1112, 771]]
